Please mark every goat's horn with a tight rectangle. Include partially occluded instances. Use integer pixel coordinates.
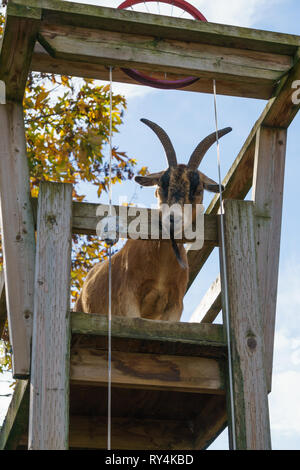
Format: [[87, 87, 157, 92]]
[[188, 127, 232, 170], [141, 118, 177, 167]]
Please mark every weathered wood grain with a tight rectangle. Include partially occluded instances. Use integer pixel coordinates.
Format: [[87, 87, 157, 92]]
[[0, 104, 36, 378], [69, 415, 194, 450], [193, 395, 227, 449], [71, 311, 225, 345], [0, 2, 41, 101], [31, 198, 219, 244], [38, 23, 291, 86], [13, 0, 300, 54], [70, 347, 224, 394], [0, 80, 5, 104], [252, 126, 287, 392], [28, 182, 72, 450], [0, 380, 29, 450], [0, 270, 7, 338], [221, 200, 271, 450], [31, 49, 274, 100]]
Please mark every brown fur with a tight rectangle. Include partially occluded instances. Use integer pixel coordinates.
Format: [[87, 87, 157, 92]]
[[75, 165, 221, 322], [75, 239, 188, 321]]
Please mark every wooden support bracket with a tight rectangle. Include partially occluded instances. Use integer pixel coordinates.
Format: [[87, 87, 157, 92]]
[[252, 126, 287, 392], [220, 200, 271, 450], [0, 103, 36, 378]]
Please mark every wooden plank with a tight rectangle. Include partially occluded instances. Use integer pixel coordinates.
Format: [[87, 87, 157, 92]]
[[0, 81, 5, 104], [0, 2, 41, 101], [69, 415, 194, 450], [0, 380, 29, 450], [14, 0, 300, 55], [0, 104, 36, 378], [187, 55, 300, 289], [31, 48, 274, 100], [70, 348, 225, 395], [31, 198, 219, 244], [0, 270, 7, 337], [189, 275, 222, 324], [28, 182, 72, 450], [193, 395, 227, 449], [221, 200, 271, 450], [252, 126, 287, 392], [263, 55, 300, 127], [19, 415, 194, 450], [71, 312, 225, 346], [38, 23, 292, 86]]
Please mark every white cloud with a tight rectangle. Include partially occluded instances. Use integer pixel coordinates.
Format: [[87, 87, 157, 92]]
[[270, 370, 300, 436]]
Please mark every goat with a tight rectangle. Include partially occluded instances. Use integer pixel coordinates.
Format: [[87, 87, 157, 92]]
[[75, 119, 231, 321]]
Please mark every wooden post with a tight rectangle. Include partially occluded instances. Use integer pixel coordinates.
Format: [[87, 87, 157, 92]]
[[252, 125, 287, 391], [28, 182, 72, 450], [220, 200, 271, 450], [0, 103, 36, 378]]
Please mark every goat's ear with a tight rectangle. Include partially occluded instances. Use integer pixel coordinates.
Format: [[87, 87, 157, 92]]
[[135, 172, 163, 187], [200, 172, 224, 193]]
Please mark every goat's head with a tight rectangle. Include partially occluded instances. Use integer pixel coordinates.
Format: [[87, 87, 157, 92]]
[[135, 119, 232, 266]]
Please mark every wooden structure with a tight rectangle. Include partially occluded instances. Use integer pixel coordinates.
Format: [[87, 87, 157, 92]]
[[0, 0, 299, 450]]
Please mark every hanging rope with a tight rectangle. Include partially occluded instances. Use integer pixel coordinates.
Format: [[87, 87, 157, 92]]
[[213, 79, 237, 450]]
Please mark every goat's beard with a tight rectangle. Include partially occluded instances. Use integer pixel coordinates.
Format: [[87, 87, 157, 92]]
[[170, 236, 187, 269], [158, 217, 187, 269]]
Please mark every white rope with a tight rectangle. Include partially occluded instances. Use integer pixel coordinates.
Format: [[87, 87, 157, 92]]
[[107, 66, 113, 451], [213, 79, 237, 450]]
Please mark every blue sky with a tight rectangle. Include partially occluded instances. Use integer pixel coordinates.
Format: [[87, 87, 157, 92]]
[[1, 0, 300, 450]]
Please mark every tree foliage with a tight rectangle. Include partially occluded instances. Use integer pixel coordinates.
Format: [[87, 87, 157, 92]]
[[0, 10, 147, 372]]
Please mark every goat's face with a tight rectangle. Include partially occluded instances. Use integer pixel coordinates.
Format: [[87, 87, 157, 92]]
[[135, 119, 232, 266], [135, 118, 232, 211], [136, 164, 222, 208]]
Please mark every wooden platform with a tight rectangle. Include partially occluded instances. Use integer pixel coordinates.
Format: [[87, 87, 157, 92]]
[[1, 0, 300, 100], [0, 313, 227, 450]]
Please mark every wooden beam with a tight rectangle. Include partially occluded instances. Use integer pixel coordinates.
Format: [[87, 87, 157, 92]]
[[187, 56, 300, 289], [0, 2, 41, 101], [0, 81, 5, 104], [17, 415, 194, 450], [31, 48, 274, 100], [221, 200, 271, 450], [189, 275, 222, 324], [193, 395, 227, 449], [37, 23, 292, 100], [263, 53, 300, 128], [69, 415, 194, 450], [28, 182, 72, 450], [31, 198, 219, 245], [14, 0, 300, 54], [70, 348, 225, 395], [0, 380, 29, 450], [72, 311, 225, 346], [71, 312, 226, 362], [0, 270, 7, 338], [252, 126, 287, 392], [0, 103, 36, 378]]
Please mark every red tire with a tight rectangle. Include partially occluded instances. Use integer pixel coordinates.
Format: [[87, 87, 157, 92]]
[[118, 0, 207, 89]]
